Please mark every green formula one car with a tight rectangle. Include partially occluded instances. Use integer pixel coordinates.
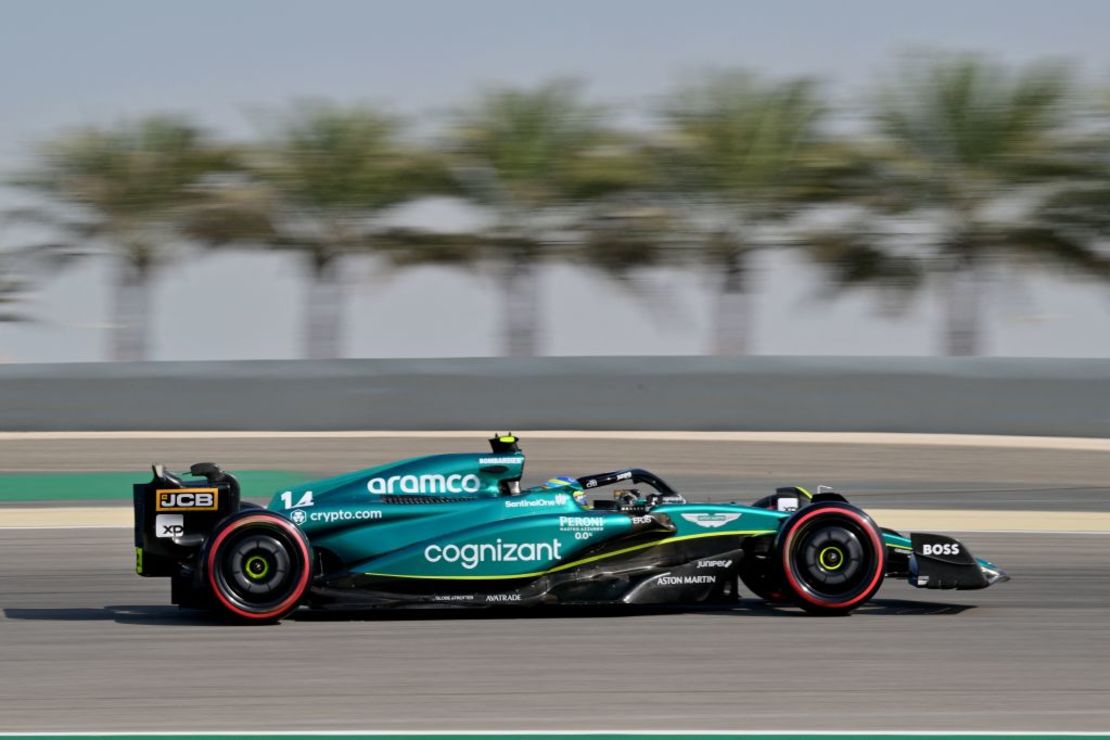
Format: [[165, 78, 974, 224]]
[[133, 434, 1008, 622]]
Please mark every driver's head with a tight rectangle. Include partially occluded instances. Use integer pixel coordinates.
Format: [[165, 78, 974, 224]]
[[541, 476, 589, 506]]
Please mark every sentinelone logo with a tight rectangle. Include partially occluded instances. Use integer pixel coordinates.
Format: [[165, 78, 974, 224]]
[[424, 538, 562, 570], [367, 473, 481, 495]]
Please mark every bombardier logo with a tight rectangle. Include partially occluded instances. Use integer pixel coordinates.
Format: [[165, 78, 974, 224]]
[[922, 542, 961, 557], [156, 488, 218, 512], [680, 512, 741, 529], [367, 474, 481, 495]]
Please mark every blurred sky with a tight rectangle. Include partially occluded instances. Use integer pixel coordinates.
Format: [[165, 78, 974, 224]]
[[2, 0, 1110, 361]]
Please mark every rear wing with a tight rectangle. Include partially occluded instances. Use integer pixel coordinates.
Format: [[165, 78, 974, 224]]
[[133, 463, 241, 577]]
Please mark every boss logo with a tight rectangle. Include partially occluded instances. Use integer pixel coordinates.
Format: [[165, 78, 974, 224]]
[[156, 488, 219, 512], [922, 542, 960, 557]]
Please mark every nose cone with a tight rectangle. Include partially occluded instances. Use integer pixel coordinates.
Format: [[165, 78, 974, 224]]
[[981, 563, 1010, 585]]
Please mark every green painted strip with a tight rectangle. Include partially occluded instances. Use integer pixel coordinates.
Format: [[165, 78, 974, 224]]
[[0, 470, 312, 502], [0, 734, 1106, 739]]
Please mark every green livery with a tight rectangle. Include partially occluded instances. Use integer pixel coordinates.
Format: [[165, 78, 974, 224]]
[[132, 434, 1007, 623]]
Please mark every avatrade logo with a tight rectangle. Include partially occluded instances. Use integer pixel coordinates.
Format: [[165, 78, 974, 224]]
[[155, 488, 219, 511], [367, 474, 481, 495], [424, 538, 562, 570], [680, 512, 741, 529]]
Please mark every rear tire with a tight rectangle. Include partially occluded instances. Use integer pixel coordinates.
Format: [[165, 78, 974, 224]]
[[777, 503, 885, 615], [204, 511, 311, 623]]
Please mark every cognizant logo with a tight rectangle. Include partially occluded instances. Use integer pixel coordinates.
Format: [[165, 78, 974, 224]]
[[367, 473, 481, 495], [424, 539, 563, 570]]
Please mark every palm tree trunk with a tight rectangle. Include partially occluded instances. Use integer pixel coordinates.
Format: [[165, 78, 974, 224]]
[[304, 256, 345, 359], [711, 249, 753, 355], [502, 255, 540, 357], [110, 258, 152, 362], [942, 258, 985, 356]]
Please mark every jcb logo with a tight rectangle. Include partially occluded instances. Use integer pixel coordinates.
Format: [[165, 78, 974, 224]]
[[156, 488, 219, 512]]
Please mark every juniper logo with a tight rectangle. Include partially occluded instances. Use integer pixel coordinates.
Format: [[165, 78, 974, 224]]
[[367, 473, 481, 495], [424, 538, 563, 570]]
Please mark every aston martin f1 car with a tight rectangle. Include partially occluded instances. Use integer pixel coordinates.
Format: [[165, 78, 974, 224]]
[[133, 434, 1008, 622]]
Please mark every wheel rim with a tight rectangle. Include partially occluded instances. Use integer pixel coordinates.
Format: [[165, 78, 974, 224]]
[[784, 512, 881, 607], [212, 526, 304, 614]]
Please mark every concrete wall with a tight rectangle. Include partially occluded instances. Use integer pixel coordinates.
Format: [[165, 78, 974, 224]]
[[1, 356, 1108, 435]]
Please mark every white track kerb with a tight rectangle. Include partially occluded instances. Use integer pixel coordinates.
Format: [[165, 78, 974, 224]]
[[2, 431, 1108, 533]]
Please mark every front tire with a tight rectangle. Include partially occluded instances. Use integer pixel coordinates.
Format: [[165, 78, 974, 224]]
[[204, 511, 311, 623], [777, 503, 885, 615]]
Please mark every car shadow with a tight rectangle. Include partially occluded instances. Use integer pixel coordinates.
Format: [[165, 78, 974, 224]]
[[699, 597, 976, 617], [3, 597, 974, 626], [3, 605, 225, 626], [290, 597, 975, 622]]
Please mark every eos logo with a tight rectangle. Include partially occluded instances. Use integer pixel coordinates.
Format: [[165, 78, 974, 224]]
[[922, 543, 961, 556], [367, 474, 481, 495], [155, 488, 218, 511]]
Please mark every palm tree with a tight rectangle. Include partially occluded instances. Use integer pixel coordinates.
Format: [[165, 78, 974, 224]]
[[185, 103, 459, 359], [0, 252, 28, 323], [654, 70, 831, 355], [448, 81, 653, 357], [12, 116, 230, 361], [1034, 94, 1110, 269], [849, 53, 1108, 355]]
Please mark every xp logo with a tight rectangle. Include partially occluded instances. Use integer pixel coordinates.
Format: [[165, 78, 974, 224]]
[[680, 512, 741, 529], [922, 542, 961, 557], [367, 474, 482, 495], [155, 488, 219, 511], [289, 509, 307, 525], [154, 514, 184, 538]]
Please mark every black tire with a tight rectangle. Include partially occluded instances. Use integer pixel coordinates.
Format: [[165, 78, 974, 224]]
[[739, 565, 790, 604], [776, 502, 886, 615], [203, 511, 312, 623]]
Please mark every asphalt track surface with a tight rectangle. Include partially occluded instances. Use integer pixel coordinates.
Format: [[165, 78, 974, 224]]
[[1, 436, 1109, 732]]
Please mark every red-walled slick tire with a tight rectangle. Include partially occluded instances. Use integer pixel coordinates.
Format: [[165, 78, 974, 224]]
[[776, 502, 886, 615], [204, 511, 311, 623]]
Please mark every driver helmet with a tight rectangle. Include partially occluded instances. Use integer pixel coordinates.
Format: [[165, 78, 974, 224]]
[[541, 476, 588, 506]]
